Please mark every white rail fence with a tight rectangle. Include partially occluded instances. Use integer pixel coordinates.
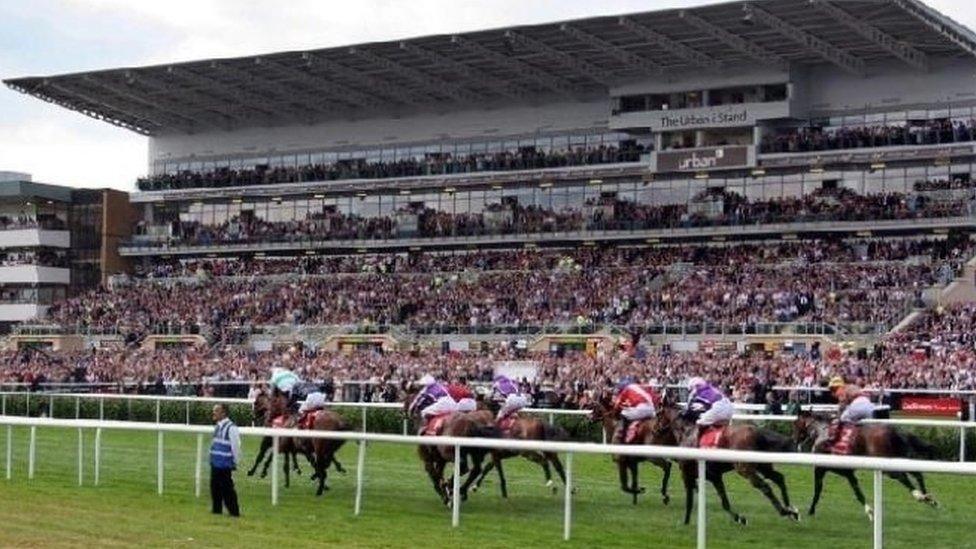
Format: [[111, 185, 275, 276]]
[[3, 415, 976, 549]]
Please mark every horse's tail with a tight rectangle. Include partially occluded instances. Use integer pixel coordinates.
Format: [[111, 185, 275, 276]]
[[756, 428, 795, 453], [896, 430, 937, 460]]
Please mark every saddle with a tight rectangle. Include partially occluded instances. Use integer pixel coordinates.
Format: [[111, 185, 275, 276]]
[[271, 414, 290, 429], [298, 410, 320, 430], [422, 413, 451, 437], [496, 413, 519, 435], [698, 425, 727, 449], [830, 423, 859, 455], [624, 420, 646, 444]]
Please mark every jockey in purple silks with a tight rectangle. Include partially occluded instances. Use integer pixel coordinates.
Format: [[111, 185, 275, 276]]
[[491, 375, 530, 420], [408, 375, 458, 422], [685, 377, 735, 429]]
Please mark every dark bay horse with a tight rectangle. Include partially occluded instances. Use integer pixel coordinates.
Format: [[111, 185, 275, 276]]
[[587, 396, 673, 506], [247, 389, 309, 487], [793, 412, 939, 519], [403, 390, 498, 505], [653, 406, 800, 526], [248, 389, 348, 495], [470, 411, 570, 498]]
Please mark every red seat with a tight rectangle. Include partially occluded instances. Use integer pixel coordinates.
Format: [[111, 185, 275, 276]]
[[423, 414, 451, 436], [497, 413, 518, 434], [831, 424, 858, 455], [271, 415, 289, 429], [625, 421, 643, 444]]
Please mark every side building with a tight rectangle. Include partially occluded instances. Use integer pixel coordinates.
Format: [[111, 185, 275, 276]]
[[0, 172, 135, 333]]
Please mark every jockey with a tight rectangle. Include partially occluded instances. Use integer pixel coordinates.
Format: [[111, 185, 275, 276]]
[[269, 366, 303, 412], [408, 375, 458, 423], [685, 377, 735, 431], [447, 377, 478, 413], [298, 388, 328, 417], [822, 376, 875, 450], [491, 375, 530, 420], [612, 377, 660, 442]]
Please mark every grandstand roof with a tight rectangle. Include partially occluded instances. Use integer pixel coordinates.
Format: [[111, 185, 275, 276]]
[[5, 0, 976, 137]]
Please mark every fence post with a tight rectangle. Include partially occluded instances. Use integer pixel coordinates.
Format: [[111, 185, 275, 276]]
[[563, 452, 573, 541], [451, 444, 461, 527], [49, 395, 55, 418], [28, 426, 36, 479], [186, 402, 191, 425], [697, 460, 707, 549], [873, 470, 883, 549], [75, 397, 80, 420], [94, 428, 101, 486], [271, 435, 279, 506], [157, 431, 164, 495], [195, 433, 203, 498], [155, 401, 161, 424], [361, 407, 367, 433], [5, 425, 11, 480], [354, 441, 367, 516], [960, 423, 967, 463], [26, 392, 30, 416], [2, 393, 6, 415], [548, 412, 555, 425], [77, 428, 84, 486], [402, 418, 408, 436], [99, 398, 104, 421]]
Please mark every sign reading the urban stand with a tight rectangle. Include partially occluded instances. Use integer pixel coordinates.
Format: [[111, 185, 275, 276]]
[[656, 146, 751, 172], [658, 108, 750, 131]]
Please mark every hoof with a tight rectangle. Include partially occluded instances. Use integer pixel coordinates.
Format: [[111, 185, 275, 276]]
[[786, 508, 801, 522], [662, 495, 671, 506], [912, 490, 926, 502], [864, 505, 874, 522], [736, 515, 748, 526], [546, 479, 555, 488], [471, 485, 479, 493], [246, 471, 255, 477]]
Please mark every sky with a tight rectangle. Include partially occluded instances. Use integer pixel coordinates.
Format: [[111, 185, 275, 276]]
[[0, 0, 973, 191]]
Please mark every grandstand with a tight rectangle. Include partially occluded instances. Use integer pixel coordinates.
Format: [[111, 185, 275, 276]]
[[3, 0, 976, 399]]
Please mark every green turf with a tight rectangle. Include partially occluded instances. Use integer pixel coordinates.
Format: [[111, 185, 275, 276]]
[[0, 427, 968, 548]]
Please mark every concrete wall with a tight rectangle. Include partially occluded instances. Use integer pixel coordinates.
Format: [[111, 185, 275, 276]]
[[0, 304, 46, 322], [0, 229, 70, 248], [0, 265, 70, 285]]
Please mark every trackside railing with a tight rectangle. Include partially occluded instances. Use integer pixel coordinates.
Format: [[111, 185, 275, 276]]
[[3, 416, 976, 549]]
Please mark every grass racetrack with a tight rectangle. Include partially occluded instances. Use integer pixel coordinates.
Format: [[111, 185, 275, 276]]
[[0, 427, 969, 548]]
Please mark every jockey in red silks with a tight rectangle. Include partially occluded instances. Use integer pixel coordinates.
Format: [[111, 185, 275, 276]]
[[491, 375, 530, 421], [408, 375, 458, 430], [447, 378, 478, 413], [612, 377, 661, 443]]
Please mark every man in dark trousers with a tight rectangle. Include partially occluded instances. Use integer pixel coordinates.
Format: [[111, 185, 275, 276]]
[[210, 404, 241, 517]]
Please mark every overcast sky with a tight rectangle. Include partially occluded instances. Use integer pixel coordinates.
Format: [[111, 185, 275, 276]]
[[0, 0, 973, 191]]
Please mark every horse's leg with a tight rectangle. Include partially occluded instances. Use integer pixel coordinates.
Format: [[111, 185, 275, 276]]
[[291, 447, 302, 476], [709, 469, 748, 525], [545, 452, 570, 494], [283, 448, 291, 489], [681, 462, 696, 525], [838, 469, 872, 521], [259, 444, 275, 479], [472, 458, 494, 493], [908, 471, 938, 507], [494, 454, 509, 499], [758, 464, 797, 516], [522, 451, 555, 491], [736, 464, 796, 521], [628, 460, 641, 505], [809, 467, 827, 516], [315, 444, 331, 497], [331, 455, 346, 474], [247, 436, 271, 476], [652, 458, 672, 506], [887, 471, 927, 503]]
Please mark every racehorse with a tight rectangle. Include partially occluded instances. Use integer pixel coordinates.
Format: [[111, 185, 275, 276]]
[[653, 406, 800, 526], [470, 405, 570, 498], [586, 393, 672, 506], [403, 389, 498, 506], [247, 388, 309, 488], [793, 411, 939, 519], [248, 388, 348, 496]]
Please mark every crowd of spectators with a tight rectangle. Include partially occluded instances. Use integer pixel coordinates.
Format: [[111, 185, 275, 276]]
[[47, 236, 973, 342], [137, 145, 646, 192], [4, 301, 975, 397], [761, 119, 976, 154], [137, 187, 976, 249]]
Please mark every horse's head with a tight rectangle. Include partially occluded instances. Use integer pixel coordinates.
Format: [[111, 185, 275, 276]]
[[792, 410, 827, 450], [252, 388, 271, 425], [584, 390, 616, 423]]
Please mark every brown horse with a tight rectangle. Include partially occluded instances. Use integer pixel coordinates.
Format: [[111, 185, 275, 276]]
[[247, 389, 309, 487], [793, 412, 939, 519], [470, 411, 570, 498], [248, 389, 348, 496], [653, 406, 800, 526], [403, 389, 498, 505], [587, 395, 673, 506]]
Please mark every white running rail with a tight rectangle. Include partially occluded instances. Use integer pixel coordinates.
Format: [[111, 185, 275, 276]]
[[3, 415, 976, 549]]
